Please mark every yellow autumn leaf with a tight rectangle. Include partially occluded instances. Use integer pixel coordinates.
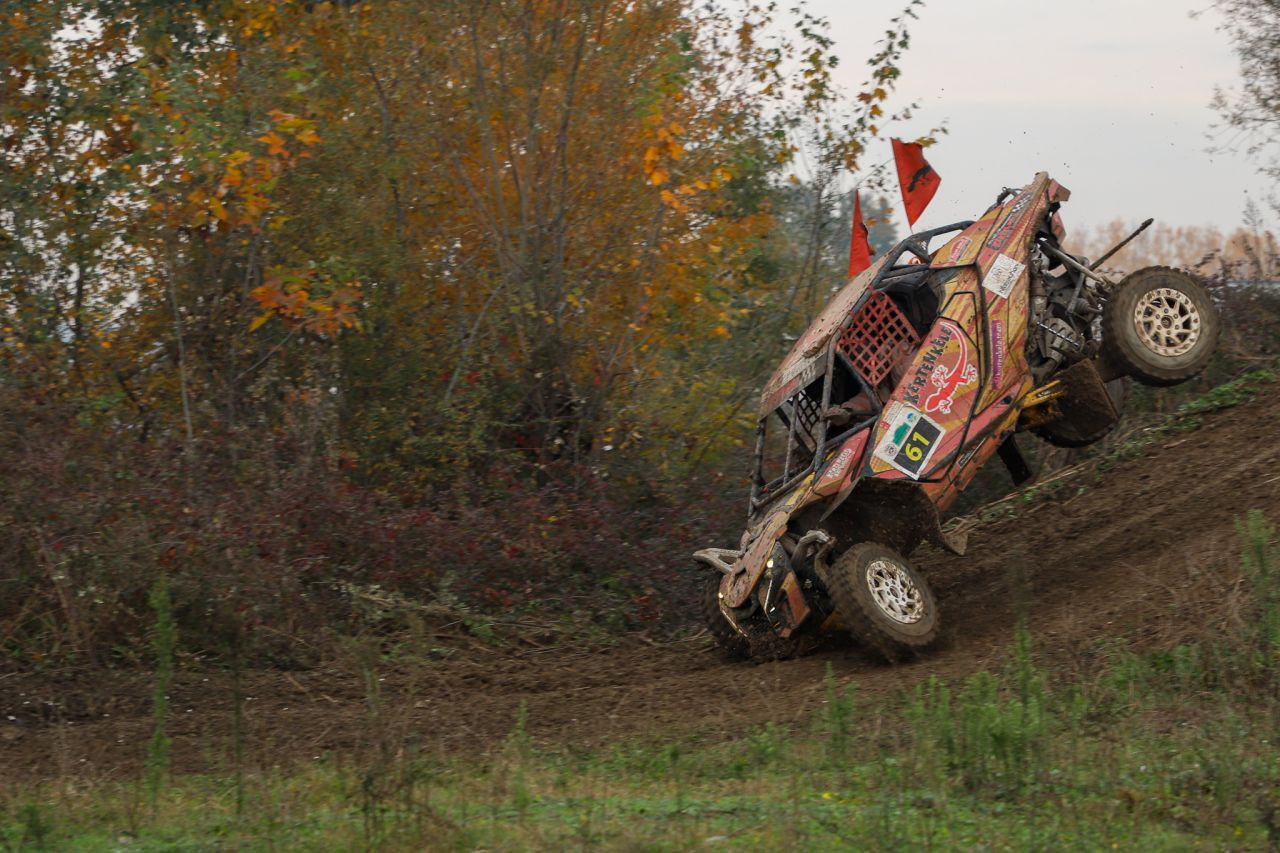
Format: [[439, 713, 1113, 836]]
[[258, 131, 288, 157], [249, 313, 272, 332], [649, 168, 669, 186]]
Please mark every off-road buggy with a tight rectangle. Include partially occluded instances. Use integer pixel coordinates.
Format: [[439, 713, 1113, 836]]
[[696, 172, 1219, 661]]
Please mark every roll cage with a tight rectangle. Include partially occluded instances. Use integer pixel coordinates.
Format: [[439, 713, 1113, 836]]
[[749, 221, 975, 515]]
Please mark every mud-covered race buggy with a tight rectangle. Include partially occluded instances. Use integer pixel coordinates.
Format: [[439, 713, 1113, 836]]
[[696, 172, 1220, 662]]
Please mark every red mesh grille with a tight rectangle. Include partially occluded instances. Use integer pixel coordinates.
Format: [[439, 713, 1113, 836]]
[[836, 291, 920, 386]]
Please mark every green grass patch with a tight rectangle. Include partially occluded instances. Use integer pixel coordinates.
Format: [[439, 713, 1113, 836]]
[[966, 366, 1279, 525], [4, 718, 1268, 851], [1108, 365, 1276, 460]]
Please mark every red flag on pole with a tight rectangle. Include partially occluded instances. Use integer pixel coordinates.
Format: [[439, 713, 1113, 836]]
[[891, 138, 941, 226], [848, 191, 872, 277]]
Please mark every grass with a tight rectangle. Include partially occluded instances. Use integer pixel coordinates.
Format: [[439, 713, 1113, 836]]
[[7, 513, 1280, 850], [4, 659, 1276, 851], [1103, 365, 1276, 461], [961, 365, 1279, 525]]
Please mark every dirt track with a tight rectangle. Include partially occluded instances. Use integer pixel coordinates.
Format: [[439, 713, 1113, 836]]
[[6, 388, 1280, 782]]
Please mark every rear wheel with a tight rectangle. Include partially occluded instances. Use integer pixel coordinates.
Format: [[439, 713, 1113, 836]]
[[820, 542, 939, 661], [1102, 267, 1218, 387], [1034, 377, 1129, 448]]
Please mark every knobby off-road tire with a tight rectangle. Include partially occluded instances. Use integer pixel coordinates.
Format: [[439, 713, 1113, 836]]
[[701, 571, 816, 663], [702, 572, 750, 660], [821, 542, 939, 662], [1102, 266, 1219, 387], [1034, 377, 1130, 449]]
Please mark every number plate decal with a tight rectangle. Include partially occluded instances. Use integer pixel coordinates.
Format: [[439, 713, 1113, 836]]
[[874, 404, 944, 479]]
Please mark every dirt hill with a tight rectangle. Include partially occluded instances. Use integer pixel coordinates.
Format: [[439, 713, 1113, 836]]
[[6, 384, 1278, 781]]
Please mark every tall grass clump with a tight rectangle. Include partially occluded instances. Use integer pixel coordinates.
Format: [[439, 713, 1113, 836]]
[[1238, 510, 1280, 682], [145, 574, 176, 804], [907, 621, 1047, 792], [819, 663, 857, 767]]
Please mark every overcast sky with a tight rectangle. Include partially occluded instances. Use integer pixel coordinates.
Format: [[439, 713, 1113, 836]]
[[804, 0, 1261, 237]]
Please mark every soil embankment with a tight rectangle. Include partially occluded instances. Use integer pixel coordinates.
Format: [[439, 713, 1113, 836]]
[[6, 388, 1278, 781]]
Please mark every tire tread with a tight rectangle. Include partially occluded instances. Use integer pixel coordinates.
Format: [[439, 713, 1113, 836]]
[[1101, 266, 1219, 387], [819, 542, 939, 662]]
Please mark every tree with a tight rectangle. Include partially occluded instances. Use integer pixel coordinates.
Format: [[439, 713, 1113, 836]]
[[0, 0, 939, 497], [1213, 0, 1280, 201], [0, 0, 941, 662], [1074, 219, 1278, 279]]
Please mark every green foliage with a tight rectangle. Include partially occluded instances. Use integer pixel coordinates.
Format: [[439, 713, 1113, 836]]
[[0, 802, 52, 851], [1176, 367, 1277, 416], [505, 700, 535, 816], [0, 0, 943, 668]]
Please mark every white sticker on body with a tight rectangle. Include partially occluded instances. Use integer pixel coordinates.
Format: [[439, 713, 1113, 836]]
[[982, 253, 1026, 299]]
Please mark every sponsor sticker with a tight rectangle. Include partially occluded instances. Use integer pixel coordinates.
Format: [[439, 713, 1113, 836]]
[[982, 254, 1026, 299], [923, 323, 978, 415], [821, 446, 856, 483], [987, 191, 1034, 251], [902, 319, 977, 415], [946, 235, 973, 263], [989, 319, 1006, 387], [874, 404, 944, 480], [902, 323, 954, 408]]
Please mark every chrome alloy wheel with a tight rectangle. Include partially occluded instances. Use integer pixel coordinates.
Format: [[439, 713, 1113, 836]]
[[865, 558, 924, 624], [1132, 287, 1202, 358]]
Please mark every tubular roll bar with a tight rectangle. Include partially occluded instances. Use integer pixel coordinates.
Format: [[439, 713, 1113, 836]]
[[748, 221, 975, 515]]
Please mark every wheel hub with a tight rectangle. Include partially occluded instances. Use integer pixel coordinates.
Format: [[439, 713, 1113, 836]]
[[1132, 287, 1201, 357], [866, 558, 924, 623]]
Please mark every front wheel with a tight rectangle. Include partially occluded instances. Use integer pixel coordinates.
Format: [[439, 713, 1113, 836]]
[[820, 542, 939, 661], [700, 572, 812, 662], [1102, 266, 1219, 387], [702, 572, 750, 660]]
